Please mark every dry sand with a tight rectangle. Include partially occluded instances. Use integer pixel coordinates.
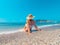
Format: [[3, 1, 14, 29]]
[[0, 27, 60, 45]]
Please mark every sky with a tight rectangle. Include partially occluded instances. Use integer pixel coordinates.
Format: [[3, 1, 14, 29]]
[[0, 0, 60, 22]]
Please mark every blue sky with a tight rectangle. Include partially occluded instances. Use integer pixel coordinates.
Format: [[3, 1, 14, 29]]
[[0, 0, 60, 22]]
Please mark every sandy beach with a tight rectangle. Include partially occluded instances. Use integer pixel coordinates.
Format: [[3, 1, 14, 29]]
[[0, 25, 60, 45]]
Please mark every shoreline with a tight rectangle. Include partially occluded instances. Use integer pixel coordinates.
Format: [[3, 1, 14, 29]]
[[0, 24, 60, 34]]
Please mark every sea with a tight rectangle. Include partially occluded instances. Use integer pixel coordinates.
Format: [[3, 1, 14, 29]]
[[0, 20, 60, 34]]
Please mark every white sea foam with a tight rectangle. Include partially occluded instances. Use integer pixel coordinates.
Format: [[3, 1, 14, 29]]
[[38, 24, 60, 28], [0, 24, 60, 34], [0, 29, 24, 34]]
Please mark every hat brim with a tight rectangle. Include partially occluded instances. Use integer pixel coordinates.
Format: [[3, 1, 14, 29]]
[[26, 16, 35, 19]]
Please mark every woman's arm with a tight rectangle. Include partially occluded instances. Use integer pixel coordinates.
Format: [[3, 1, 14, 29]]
[[33, 20, 41, 31]]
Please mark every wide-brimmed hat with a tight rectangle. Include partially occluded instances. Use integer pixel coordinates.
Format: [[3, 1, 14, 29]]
[[26, 14, 35, 19]]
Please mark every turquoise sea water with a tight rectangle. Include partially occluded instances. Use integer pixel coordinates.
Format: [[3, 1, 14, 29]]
[[0, 20, 60, 32]]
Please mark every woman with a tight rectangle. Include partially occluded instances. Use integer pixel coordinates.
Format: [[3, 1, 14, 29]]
[[24, 14, 41, 34]]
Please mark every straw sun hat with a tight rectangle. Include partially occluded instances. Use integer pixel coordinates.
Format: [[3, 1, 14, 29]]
[[26, 14, 35, 19]]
